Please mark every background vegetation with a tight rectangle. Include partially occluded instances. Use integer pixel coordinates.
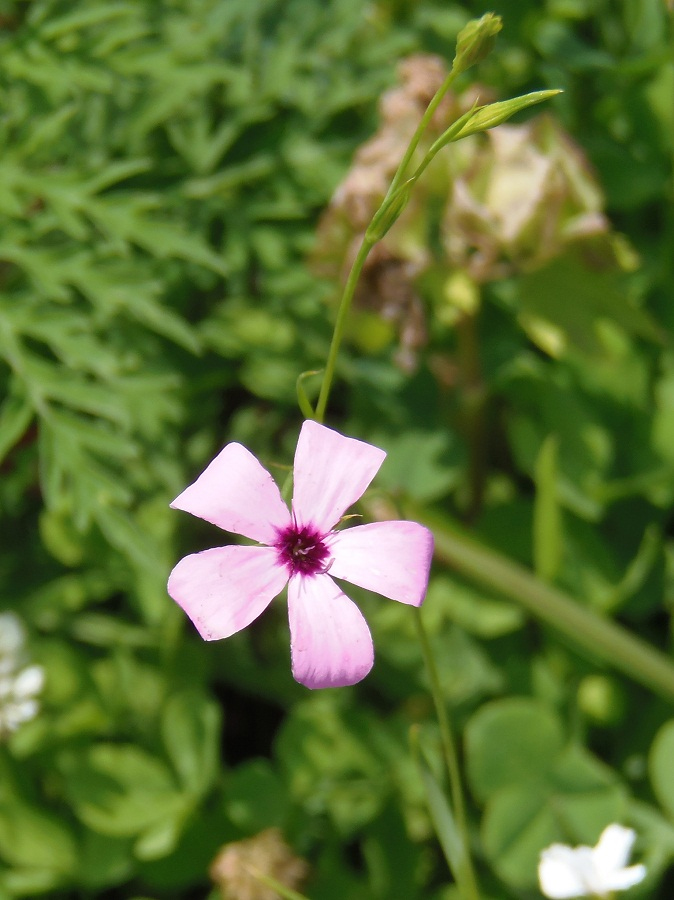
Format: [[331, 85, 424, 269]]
[[1, 0, 673, 897]]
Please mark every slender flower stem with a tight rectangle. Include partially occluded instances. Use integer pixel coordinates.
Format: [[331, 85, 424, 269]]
[[314, 237, 373, 423], [387, 69, 458, 197], [314, 68, 460, 425], [414, 607, 481, 900]]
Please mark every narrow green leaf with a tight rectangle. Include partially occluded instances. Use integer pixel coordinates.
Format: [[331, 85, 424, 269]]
[[39, 3, 136, 40], [413, 732, 464, 884], [0, 390, 33, 466], [533, 435, 563, 581], [296, 369, 322, 420]]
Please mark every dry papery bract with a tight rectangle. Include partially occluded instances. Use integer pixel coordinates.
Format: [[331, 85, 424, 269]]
[[313, 54, 611, 369], [210, 828, 309, 900]]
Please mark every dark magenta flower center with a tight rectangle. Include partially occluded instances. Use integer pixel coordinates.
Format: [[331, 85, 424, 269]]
[[274, 524, 330, 577]]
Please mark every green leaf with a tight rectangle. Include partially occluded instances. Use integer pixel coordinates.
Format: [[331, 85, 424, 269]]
[[649, 719, 674, 819], [415, 506, 674, 703], [0, 802, 78, 874], [224, 760, 290, 832], [161, 690, 221, 798], [424, 577, 524, 638], [482, 746, 625, 888], [465, 698, 565, 802], [134, 816, 184, 862], [414, 734, 464, 884], [518, 252, 662, 355], [58, 744, 186, 838], [0, 389, 33, 466], [276, 696, 389, 835], [296, 369, 322, 420]]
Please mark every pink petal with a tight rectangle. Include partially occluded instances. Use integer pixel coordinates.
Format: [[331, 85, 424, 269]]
[[292, 421, 386, 533], [287, 573, 374, 688], [328, 521, 433, 606], [171, 443, 290, 544], [167, 545, 288, 640]]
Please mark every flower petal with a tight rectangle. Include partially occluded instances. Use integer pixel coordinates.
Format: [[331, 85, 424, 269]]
[[171, 443, 290, 543], [167, 545, 288, 640], [287, 574, 374, 689], [328, 521, 433, 606], [604, 864, 647, 891], [292, 421, 386, 533], [13, 665, 45, 699], [538, 846, 589, 899], [593, 824, 636, 874]]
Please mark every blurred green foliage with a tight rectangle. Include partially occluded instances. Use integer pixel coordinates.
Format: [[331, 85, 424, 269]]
[[1, 0, 674, 897]]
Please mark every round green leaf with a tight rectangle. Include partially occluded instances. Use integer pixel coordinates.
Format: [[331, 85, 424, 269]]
[[650, 719, 674, 818], [224, 759, 290, 832], [465, 698, 565, 802], [482, 745, 625, 888]]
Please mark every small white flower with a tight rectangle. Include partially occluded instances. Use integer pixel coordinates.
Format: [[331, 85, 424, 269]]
[[0, 612, 26, 655], [539, 825, 646, 899], [13, 664, 45, 699], [0, 612, 44, 738]]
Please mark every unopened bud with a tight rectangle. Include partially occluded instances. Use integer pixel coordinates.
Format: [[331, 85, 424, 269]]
[[452, 13, 502, 75], [365, 183, 412, 243]]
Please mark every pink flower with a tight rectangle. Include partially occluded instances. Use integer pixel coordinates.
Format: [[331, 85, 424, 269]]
[[168, 421, 434, 689]]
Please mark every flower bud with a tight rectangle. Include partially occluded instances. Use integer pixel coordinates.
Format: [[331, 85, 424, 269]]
[[452, 13, 502, 75]]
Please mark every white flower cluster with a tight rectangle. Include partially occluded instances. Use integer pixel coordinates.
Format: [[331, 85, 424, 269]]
[[0, 612, 45, 739]]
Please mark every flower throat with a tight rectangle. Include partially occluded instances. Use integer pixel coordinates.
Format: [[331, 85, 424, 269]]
[[274, 523, 330, 577]]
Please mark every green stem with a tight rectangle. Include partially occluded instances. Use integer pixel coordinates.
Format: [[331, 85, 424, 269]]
[[314, 237, 373, 423], [414, 607, 481, 900], [388, 69, 458, 197], [418, 509, 674, 704], [314, 68, 460, 424]]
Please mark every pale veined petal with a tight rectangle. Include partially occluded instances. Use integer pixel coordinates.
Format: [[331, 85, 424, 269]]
[[292, 421, 385, 533], [171, 443, 290, 544], [287, 573, 374, 689], [167, 545, 288, 640], [538, 845, 589, 899], [328, 521, 433, 606]]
